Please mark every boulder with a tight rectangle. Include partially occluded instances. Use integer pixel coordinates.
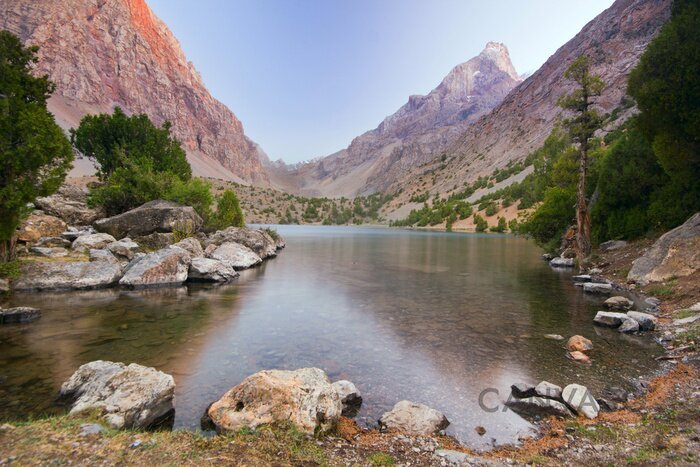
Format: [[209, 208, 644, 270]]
[[206, 227, 278, 259], [119, 247, 191, 288], [35, 185, 104, 225], [332, 380, 362, 417], [626, 311, 658, 331], [506, 397, 574, 418], [379, 401, 449, 435], [13, 261, 123, 291], [568, 351, 591, 363], [58, 361, 175, 430], [188, 258, 238, 282], [600, 240, 627, 252], [535, 381, 563, 400], [29, 246, 68, 258], [171, 237, 203, 258], [618, 318, 640, 333], [628, 212, 700, 284], [562, 384, 600, 419], [510, 383, 537, 399], [604, 296, 634, 311], [572, 275, 592, 283], [566, 335, 593, 352], [36, 237, 72, 248], [106, 239, 141, 261], [72, 233, 117, 252], [550, 257, 574, 268], [17, 213, 67, 243], [206, 242, 262, 270], [593, 311, 628, 327], [133, 233, 175, 251], [206, 368, 342, 435], [583, 283, 613, 294], [601, 386, 628, 402], [0, 307, 41, 324], [89, 249, 121, 266], [94, 200, 203, 240]]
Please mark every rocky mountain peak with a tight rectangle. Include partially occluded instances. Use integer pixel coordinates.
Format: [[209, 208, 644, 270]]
[[479, 41, 519, 81]]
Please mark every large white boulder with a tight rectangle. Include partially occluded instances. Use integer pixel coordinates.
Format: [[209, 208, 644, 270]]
[[119, 247, 191, 288], [14, 261, 122, 291], [378, 401, 449, 435], [188, 258, 238, 282], [206, 227, 279, 259], [206, 242, 262, 270], [562, 384, 600, 419]]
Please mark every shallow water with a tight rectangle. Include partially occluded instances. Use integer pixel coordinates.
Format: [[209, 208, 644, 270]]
[[0, 226, 662, 448]]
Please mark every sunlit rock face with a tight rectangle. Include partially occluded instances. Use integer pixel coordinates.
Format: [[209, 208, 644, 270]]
[[0, 0, 269, 184]]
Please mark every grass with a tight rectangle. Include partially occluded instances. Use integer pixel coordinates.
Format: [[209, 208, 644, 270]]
[[675, 309, 699, 319], [367, 452, 395, 466], [262, 227, 280, 241], [626, 446, 661, 464], [0, 260, 20, 279], [565, 421, 620, 443], [647, 279, 677, 297]]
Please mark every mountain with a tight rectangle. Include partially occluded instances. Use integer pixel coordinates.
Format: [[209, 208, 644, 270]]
[[281, 42, 521, 197], [388, 0, 672, 201], [0, 0, 269, 184]]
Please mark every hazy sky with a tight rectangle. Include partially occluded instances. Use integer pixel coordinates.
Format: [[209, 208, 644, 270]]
[[148, 0, 615, 163]]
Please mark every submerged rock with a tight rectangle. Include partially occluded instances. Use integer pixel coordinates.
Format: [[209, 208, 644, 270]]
[[188, 258, 238, 282], [562, 384, 600, 419], [332, 380, 362, 417], [206, 242, 262, 270], [604, 296, 634, 311], [593, 311, 628, 327], [506, 396, 574, 418], [14, 261, 122, 291], [568, 351, 591, 363], [584, 283, 613, 294], [566, 335, 593, 352], [379, 401, 449, 435], [119, 247, 191, 288], [206, 368, 342, 435], [94, 200, 203, 240], [58, 360, 175, 430], [0, 307, 41, 324]]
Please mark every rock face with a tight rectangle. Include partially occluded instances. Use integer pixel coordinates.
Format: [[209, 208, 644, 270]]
[[378, 401, 449, 435], [206, 227, 278, 259], [206, 368, 342, 435], [14, 261, 123, 291], [283, 42, 521, 196], [188, 258, 238, 282], [0, 0, 269, 184], [628, 212, 700, 284], [58, 361, 175, 430], [119, 247, 191, 288], [35, 185, 104, 225], [206, 242, 262, 270], [17, 213, 67, 243], [562, 384, 600, 419], [94, 200, 203, 240]]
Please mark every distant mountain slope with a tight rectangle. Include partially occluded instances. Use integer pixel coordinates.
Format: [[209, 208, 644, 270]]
[[0, 0, 269, 184], [390, 0, 672, 200], [287, 42, 521, 197]]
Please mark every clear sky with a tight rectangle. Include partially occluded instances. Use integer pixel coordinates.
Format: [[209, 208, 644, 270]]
[[148, 0, 615, 164]]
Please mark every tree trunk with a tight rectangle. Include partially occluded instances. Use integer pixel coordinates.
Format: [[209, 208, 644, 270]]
[[0, 236, 17, 263], [576, 140, 591, 263]]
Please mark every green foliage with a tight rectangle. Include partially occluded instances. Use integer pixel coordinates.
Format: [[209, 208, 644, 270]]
[[521, 187, 575, 253], [473, 214, 488, 232], [209, 189, 245, 230], [367, 452, 395, 466], [490, 216, 507, 233], [0, 260, 20, 279], [262, 227, 279, 241], [0, 31, 73, 257], [167, 178, 214, 223], [172, 219, 196, 243]]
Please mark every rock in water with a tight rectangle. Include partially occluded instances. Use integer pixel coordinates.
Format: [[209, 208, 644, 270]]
[[604, 296, 634, 311], [566, 335, 593, 352], [188, 258, 238, 282], [206, 368, 342, 435], [535, 381, 563, 400], [550, 257, 575, 268], [94, 200, 203, 240], [332, 380, 362, 417], [584, 283, 613, 294], [206, 227, 278, 259], [593, 311, 628, 327], [506, 397, 574, 418], [72, 233, 117, 252], [58, 361, 175, 430], [119, 247, 191, 288], [510, 383, 537, 399], [572, 275, 592, 283], [628, 212, 700, 284], [618, 318, 640, 333], [0, 307, 41, 324], [14, 261, 123, 291], [568, 351, 591, 363], [562, 384, 600, 419], [206, 242, 262, 270], [626, 311, 658, 331], [378, 401, 449, 435]]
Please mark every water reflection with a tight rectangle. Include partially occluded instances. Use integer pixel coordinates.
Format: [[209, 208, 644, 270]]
[[0, 226, 661, 449]]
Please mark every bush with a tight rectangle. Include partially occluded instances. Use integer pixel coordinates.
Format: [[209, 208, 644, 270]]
[[209, 190, 245, 230], [521, 187, 575, 252], [490, 216, 507, 233], [474, 214, 488, 232]]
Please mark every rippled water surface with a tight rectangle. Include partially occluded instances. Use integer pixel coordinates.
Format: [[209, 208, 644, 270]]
[[0, 226, 662, 448]]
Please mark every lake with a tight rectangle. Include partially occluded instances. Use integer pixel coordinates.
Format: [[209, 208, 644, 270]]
[[0, 225, 661, 449]]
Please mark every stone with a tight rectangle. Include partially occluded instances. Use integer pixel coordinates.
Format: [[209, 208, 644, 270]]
[[434, 450, 470, 465], [1, 307, 41, 324], [645, 297, 661, 307], [566, 335, 593, 352], [106, 239, 141, 261], [79, 423, 105, 436], [36, 236, 72, 248], [206, 368, 342, 435], [593, 311, 629, 327], [673, 315, 700, 326], [544, 334, 564, 341], [604, 296, 634, 311], [332, 380, 362, 417], [550, 257, 575, 268], [94, 200, 203, 240], [562, 384, 600, 419], [542, 253, 553, 261], [506, 396, 574, 418], [58, 361, 175, 430], [568, 351, 591, 363], [133, 233, 175, 251], [72, 233, 117, 252], [0, 278, 9, 293], [89, 249, 121, 265], [628, 212, 700, 284], [13, 261, 122, 291], [572, 275, 592, 283], [535, 381, 563, 400], [29, 246, 68, 258], [206, 242, 262, 270], [600, 240, 627, 251], [597, 398, 623, 412], [602, 386, 628, 402], [206, 227, 278, 259], [618, 318, 640, 333], [119, 247, 191, 288], [17, 212, 67, 243], [35, 185, 104, 225], [510, 383, 537, 399], [379, 400, 449, 435], [171, 237, 203, 258], [626, 311, 658, 331], [584, 283, 613, 294], [188, 258, 238, 282], [689, 302, 700, 312]]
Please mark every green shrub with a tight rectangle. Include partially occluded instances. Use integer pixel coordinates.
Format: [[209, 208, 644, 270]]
[[490, 216, 507, 233], [474, 214, 488, 232], [209, 190, 244, 230], [520, 187, 575, 252]]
